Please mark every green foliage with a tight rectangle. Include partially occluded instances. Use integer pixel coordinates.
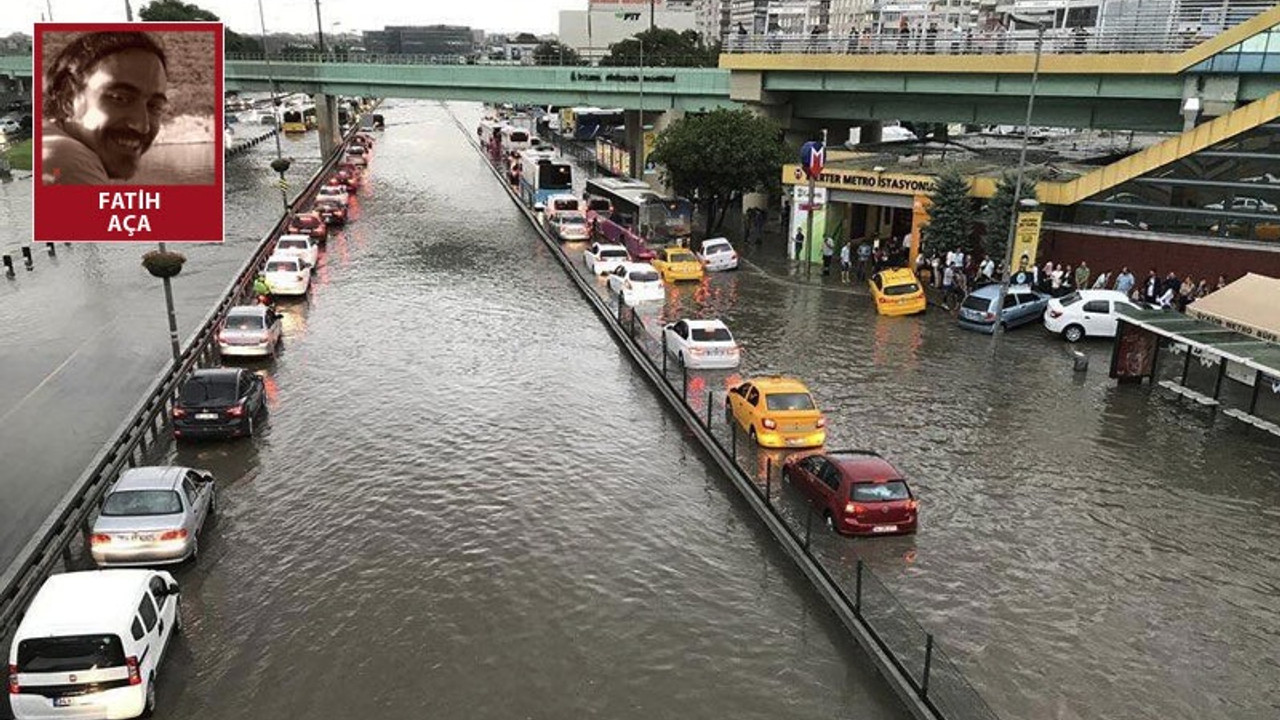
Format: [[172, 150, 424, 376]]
[[533, 40, 583, 66], [981, 173, 1038, 260], [601, 28, 718, 67], [138, 0, 218, 21], [4, 138, 33, 171], [921, 169, 973, 257], [225, 30, 262, 55], [141, 249, 186, 278], [648, 108, 788, 232]]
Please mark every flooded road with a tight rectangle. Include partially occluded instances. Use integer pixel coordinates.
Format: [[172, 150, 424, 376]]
[[489, 105, 1280, 720], [140, 103, 908, 719]]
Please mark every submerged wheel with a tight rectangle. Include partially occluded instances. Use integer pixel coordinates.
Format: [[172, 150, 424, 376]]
[[1063, 324, 1085, 343], [142, 675, 156, 717], [749, 427, 758, 444], [243, 416, 254, 437]]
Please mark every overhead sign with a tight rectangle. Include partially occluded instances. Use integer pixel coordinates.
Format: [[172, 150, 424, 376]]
[[34, 22, 225, 243], [784, 165, 938, 196], [800, 141, 825, 180]]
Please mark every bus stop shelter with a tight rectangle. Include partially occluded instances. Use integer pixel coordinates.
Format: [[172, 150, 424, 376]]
[[1110, 276, 1280, 437]]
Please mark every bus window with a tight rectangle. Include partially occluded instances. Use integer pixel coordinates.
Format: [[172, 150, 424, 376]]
[[538, 164, 572, 191]]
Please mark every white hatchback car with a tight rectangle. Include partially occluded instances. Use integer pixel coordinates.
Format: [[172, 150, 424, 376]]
[[583, 242, 629, 276], [607, 262, 665, 306], [9, 570, 180, 719], [696, 237, 739, 272], [262, 254, 310, 297], [272, 234, 318, 269], [1044, 289, 1143, 342], [663, 318, 741, 369]]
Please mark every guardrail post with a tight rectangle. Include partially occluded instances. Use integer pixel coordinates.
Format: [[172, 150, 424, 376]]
[[22, 246, 33, 270], [61, 539, 74, 569], [46, 242, 56, 256], [705, 390, 713, 428], [616, 293, 623, 322], [3, 254, 13, 278], [661, 330, 667, 376], [855, 559, 864, 616], [765, 457, 772, 505], [921, 634, 934, 698], [629, 305, 636, 337], [731, 415, 736, 457], [682, 362, 688, 403], [804, 507, 813, 549]]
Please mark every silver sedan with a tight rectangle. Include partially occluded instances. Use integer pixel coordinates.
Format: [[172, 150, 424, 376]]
[[218, 305, 283, 358], [90, 466, 216, 567]]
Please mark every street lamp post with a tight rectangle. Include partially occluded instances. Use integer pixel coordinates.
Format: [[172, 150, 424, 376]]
[[157, 243, 181, 362], [258, 0, 290, 212], [803, 128, 828, 280], [992, 20, 1045, 342]]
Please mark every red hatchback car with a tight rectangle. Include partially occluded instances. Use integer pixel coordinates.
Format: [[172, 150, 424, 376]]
[[783, 450, 919, 536], [286, 211, 326, 241]]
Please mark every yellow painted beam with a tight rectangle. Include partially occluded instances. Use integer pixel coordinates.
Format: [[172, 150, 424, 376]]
[[719, 6, 1280, 76]]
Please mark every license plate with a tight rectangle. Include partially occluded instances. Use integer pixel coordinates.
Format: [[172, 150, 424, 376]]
[[53, 697, 86, 707], [872, 525, 899, 533], [785, 437, 804, 446], [134, 533, 156, 542], [194, 412, 219, 420]]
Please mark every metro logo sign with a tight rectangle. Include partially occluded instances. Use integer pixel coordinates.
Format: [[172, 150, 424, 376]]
[[800, 141, 825, 180]]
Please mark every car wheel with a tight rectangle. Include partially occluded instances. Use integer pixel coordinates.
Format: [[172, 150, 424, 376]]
[[749, 427, 758, 444], [188, 536, 199, 564], [677, 352, 685, 368], [243, 416, 254, 437], [1063, 324, 1085, 343], [174, 601, 183, 634], [142, 675, 156, 717], [209, 492, 216, 517]]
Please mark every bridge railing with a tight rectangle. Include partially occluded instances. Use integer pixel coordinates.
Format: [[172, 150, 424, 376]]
[[224, 51, 719, 68], [721, 0, 1275, 56]]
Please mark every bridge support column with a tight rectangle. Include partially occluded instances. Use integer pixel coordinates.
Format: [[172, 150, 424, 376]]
[[314, 92, 341, 157], [641, 110, 684, 193], [624, 109, 644, 181]]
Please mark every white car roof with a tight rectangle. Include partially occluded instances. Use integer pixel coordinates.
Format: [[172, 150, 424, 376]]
[[682, 318, 729, 331], [17, 570, 157, 640], [548, 194, 579, 203], [702, 237, 731, 246], [276, 235, 310, 244], [1074, 289, 1133, 301], [621, 262, 655, 272], [265, 254, 302, 266]]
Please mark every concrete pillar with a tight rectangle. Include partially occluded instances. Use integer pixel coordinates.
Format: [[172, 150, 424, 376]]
[[857, 121, 883, 145], [624, 109, 644, 180], [644, 110, 684, 193], [314, 93, 341, 157]]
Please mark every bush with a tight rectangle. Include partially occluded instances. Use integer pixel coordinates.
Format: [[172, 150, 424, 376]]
[[142, 249, 186, 278]]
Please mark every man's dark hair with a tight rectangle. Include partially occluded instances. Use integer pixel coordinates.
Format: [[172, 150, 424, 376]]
[[43, 31, 168, 122]]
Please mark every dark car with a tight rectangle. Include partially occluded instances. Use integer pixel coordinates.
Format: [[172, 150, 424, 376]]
[[782, 449, 918, 536], [286, 211, 327, 241], [312, 198, 347, 227], [172, 368, 267, 440]]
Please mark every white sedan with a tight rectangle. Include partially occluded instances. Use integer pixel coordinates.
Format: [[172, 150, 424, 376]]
[[316, 184, 349, 207], [1043, 289, 1143, 342], [663, 318, 741, 369], [263, 254, 310, 296], [272, 234, 319, 269], [696, 237, 739, 271], [583, 242, 629, 276], [606, 262, 664, 306]]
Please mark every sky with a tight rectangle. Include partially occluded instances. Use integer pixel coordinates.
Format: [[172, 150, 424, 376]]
[[2, 0, 585, 38]]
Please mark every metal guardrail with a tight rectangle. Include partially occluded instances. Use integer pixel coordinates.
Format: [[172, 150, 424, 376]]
[[721, 1, 1276, 56], [0, 117, 370, 641], [225, 51, 717, 68], [453, 108, 998, 720]]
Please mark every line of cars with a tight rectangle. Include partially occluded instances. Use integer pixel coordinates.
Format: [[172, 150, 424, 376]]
[[957, 282, 1147, 342], [6, 134, 380, 720]]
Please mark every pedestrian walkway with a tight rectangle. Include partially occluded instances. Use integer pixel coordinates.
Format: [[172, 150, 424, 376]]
[[711, 206, 872, 297]]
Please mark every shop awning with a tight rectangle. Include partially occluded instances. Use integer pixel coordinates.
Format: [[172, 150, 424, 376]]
[[1185, 273, 1280, 344], [1115, 306, 1280, 379]]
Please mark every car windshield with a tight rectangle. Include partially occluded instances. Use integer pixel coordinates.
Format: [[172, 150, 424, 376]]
[[852, 481, 911, 502], [765, 392, 815, 411], [560, 215, 586, 225], [691, 327, 732, 342], [884, 282, 920, 296], [704, 243, 729, 254], [18, 635, 126, 673], [961, 295, 991, 312], [266, 260, 298, 272], [278, 239, 307, 249], [1058, 291, 1083, 307], [587, 199, 611, 212], [319, 187, 343, 196], [101, 489, 183, 516], [226, 314, 264, 330], [180, 378, 237, 404], [292, 216, 320, 227], [601, 249, 628, 259], [552, 200, 578, 211], [629, 270, 660, 283], [669, 251, 696, 263]]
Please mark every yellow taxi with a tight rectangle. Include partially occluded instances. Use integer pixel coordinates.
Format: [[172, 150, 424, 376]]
[[869, 268, 927, 316], [725, 376, 826, 449], [650, 246, 705, 283]]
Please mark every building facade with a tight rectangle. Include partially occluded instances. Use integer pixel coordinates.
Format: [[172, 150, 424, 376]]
[[696, 0, 733, 42], [360, 25, 476, 57], [728, 0, 831, 34], [559, 1, 700, 61]]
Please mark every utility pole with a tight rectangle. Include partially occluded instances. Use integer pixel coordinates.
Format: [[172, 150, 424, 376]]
[[124, 0, 133, 21], [650, 0, 656, 32], [993, 21, 1045, 342], [314, 0, 327, 56]]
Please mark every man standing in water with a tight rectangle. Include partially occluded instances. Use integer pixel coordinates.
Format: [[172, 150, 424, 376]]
[[42, 31, 169, 185]]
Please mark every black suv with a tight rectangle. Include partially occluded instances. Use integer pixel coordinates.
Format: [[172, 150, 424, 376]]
[[172, 368, 266, 440]]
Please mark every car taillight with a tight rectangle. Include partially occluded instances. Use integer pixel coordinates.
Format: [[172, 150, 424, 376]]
[[845, 502, 866, 516], [226, 404, 245, 418], [159, 529, 188, 541], [906, 499, 919, 511], [878, 297, 889, 304], [126, 657, 140, 686], [90, 533, 112, 546], [762, 418, 777, 430], [984, 312, 996, 321], [172, 407, 187, 418], [1048, 309, 1062, 318], [816, 416, 826, 428], [9, 663, 19, 694]]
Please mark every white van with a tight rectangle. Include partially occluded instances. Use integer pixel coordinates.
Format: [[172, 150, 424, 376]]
[[9, 570, 180, 719], [501, 125, 531, 153]]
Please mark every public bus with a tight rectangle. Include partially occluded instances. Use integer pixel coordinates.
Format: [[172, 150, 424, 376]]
[[519, 150, 574, 209], [501, 125, 532, 153], [280, 109, 308, 134], [583, 177, 693, 260]]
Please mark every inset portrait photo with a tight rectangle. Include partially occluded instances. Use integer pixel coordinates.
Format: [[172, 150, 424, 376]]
[[34, 22, 224, 243]]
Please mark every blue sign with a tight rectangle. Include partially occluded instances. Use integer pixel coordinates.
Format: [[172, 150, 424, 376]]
[[800, 141, 825, 180]]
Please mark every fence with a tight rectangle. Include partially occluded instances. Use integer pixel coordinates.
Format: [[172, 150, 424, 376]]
[[454, 107, 1001, 720], [0, 114, 369, 642]]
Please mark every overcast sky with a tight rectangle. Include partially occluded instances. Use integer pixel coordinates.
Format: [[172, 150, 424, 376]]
[[4, 0, 585, 37]]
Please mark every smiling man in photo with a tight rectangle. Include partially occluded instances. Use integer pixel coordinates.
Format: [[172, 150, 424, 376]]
[[41, 31, 169, 185]]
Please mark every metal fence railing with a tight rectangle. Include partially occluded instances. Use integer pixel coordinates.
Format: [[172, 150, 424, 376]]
[[0, 116, 371, 643], [456, 106, 1001, 720], [721, 1, 1276, 56]]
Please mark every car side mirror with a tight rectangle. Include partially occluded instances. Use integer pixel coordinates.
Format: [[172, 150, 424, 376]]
[[166, 582, 180, 596]]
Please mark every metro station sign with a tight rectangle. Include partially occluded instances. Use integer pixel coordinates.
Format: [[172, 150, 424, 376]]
[[783, 164, 939, 196]]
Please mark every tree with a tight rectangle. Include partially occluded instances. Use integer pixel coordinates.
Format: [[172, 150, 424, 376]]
[[981, 173, 1038, 261], [648, 108, 789, 233], [533, 40, 583, 66], [600, 28, 717, 67], [139, 0, 261, 55], [920, 169, 973, 258]]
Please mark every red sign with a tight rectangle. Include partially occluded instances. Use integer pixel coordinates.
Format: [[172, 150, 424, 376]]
[[34, 22, 225, 243]]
